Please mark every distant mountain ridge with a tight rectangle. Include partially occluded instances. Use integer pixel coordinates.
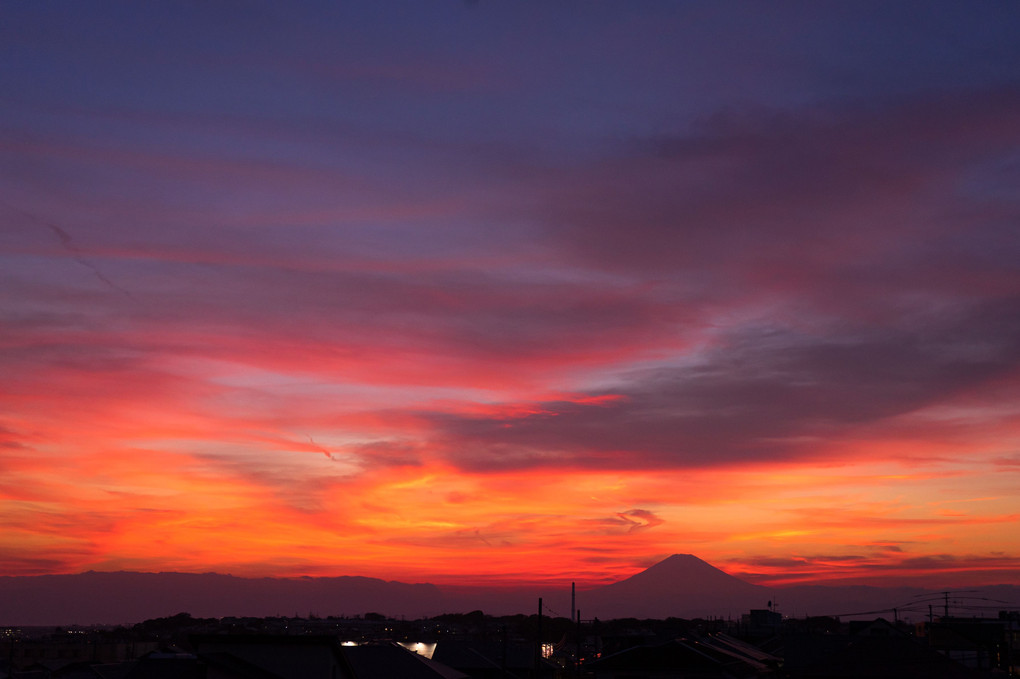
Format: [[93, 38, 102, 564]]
[[2, 555, 1017, 625], [0, 571, 446, 625]]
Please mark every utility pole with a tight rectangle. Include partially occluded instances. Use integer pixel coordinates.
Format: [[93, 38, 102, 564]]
[[943, 591, 950, 619], [535, 597, 543, 677], [576, 608, 582, 679], [571, 582, 578, 679], [501, 624, 508, 679]]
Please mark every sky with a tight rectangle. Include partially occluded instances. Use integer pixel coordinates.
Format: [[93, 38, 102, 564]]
[[2, 1, 1019, 590]]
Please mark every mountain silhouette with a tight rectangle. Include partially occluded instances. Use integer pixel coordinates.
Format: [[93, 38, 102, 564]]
[[2, 555, 1017, 625], [581, 554, 770, 619], [0, 572, 445, 625]]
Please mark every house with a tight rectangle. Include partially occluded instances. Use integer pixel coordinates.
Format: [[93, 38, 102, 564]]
[[431, 639, 558, 679], [788, 633, 982, 679], [191, 635, 466, 679], [584, 634, 773, 679]]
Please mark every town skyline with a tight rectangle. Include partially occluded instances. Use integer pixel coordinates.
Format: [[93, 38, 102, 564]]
[[2, 2, 1019, 590]]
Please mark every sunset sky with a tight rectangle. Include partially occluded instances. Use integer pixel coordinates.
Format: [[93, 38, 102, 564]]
[[2, 2, 1019, 590]]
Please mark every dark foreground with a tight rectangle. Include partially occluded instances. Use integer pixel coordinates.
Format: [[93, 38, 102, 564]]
[[2, 608, 1017, 678]]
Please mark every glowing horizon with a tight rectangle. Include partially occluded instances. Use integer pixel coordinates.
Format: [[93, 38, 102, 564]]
[[2, 2, 1019, 591]]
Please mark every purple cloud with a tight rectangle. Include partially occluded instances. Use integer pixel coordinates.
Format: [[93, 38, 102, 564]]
[[424, 296, 1020, 471]]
